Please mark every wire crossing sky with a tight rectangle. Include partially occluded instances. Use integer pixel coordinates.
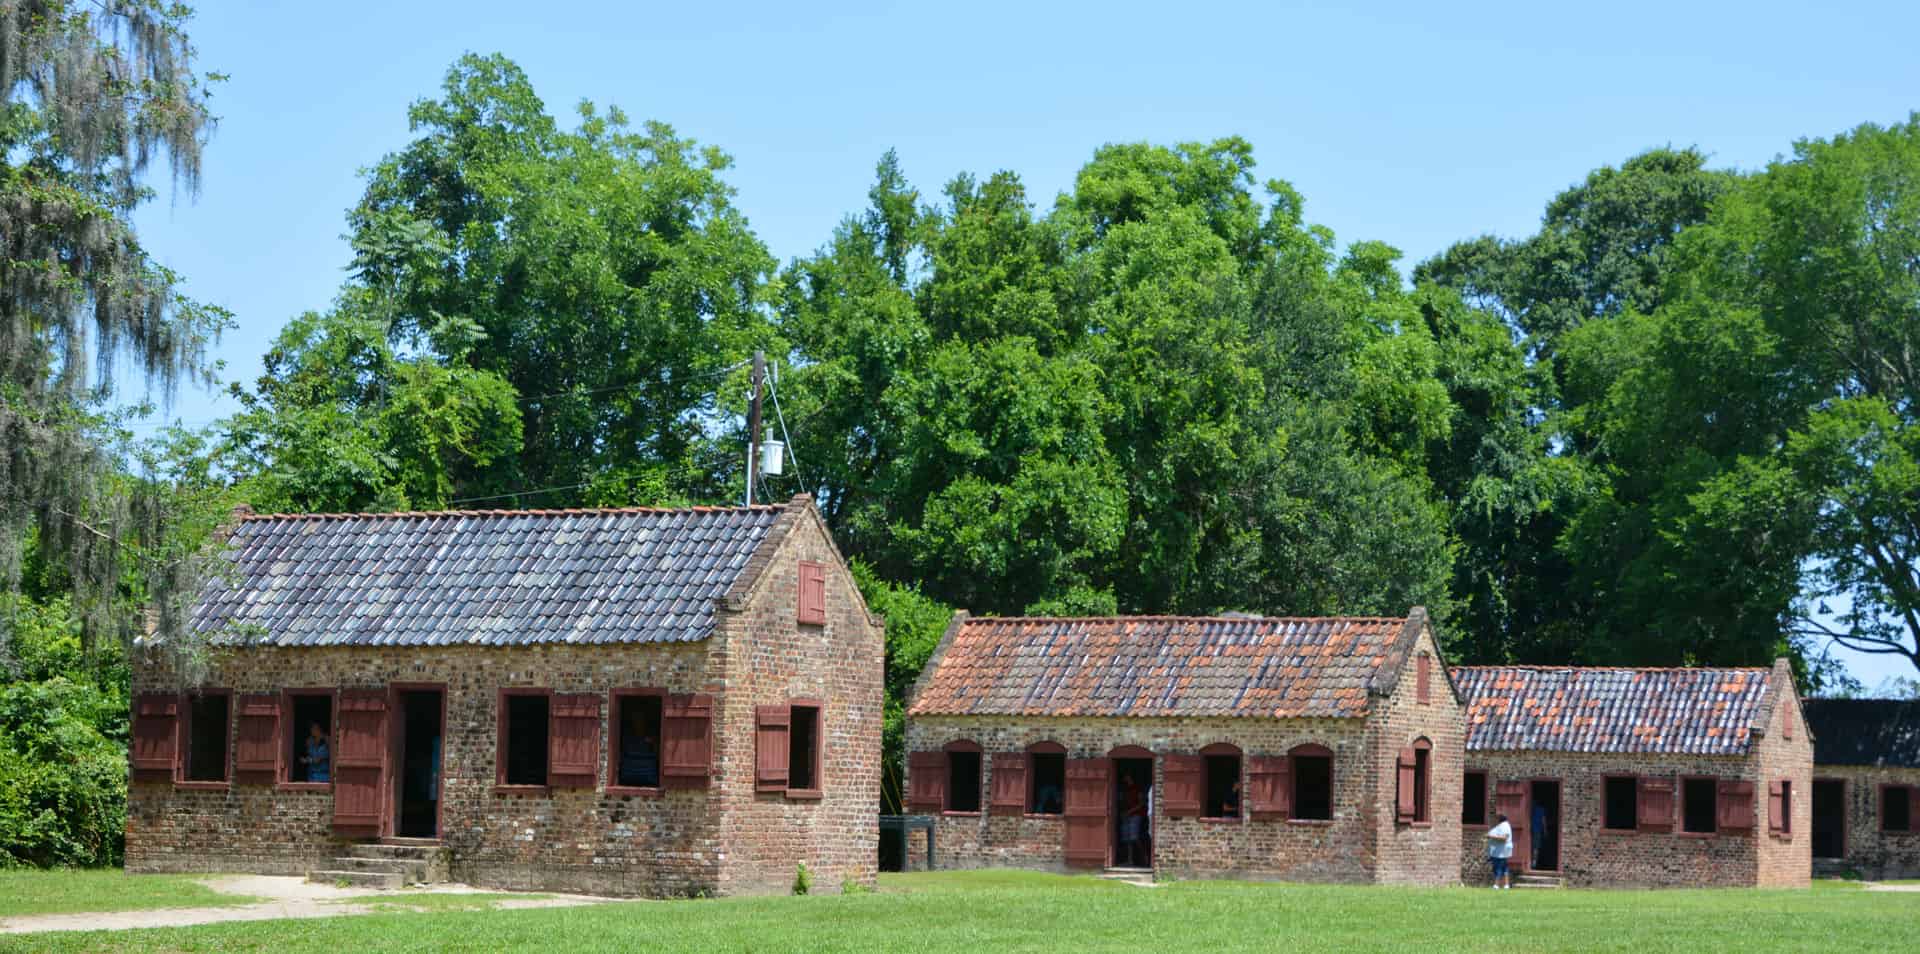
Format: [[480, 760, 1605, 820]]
[[125, 0, 1920, 687]]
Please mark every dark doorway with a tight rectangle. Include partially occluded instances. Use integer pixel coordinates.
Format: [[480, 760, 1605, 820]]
[[1111, 758, 1153, 868], [1813, 779, 1846, 860], [1528, 779, 1561, 872], [395, 690, 443, 839]]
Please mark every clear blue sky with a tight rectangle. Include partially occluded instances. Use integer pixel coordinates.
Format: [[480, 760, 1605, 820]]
[[126, 0, 1920, 687]]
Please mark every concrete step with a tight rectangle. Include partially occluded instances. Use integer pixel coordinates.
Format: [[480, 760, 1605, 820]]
[[309, 869, 403, 890], [1514, 873, 1564, 889], [347, 843, 440, 861], [329, 856, 427, 880], [1098, 867, 1155, 886]]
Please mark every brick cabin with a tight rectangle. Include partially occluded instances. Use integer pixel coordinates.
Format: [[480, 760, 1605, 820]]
[[1802, 698, 1920, 880], [903, 609, 1464, 884], [125, 495, 883, 897], [1452, 660, 1811, 888]]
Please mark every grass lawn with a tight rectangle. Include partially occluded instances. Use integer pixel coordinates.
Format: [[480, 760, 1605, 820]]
[[3, 870, 1916, 952], [0, 869, 258, 918]]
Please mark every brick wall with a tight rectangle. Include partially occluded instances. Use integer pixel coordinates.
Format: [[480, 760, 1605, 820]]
[[1816, 765, 1920, 879], [127, 507, 883, 898], [1753, 661, 1811, 888], [1368, 622, 1465, 886]]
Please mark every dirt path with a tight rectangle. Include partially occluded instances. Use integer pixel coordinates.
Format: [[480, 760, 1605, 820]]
[[0, 875, 614, 935]]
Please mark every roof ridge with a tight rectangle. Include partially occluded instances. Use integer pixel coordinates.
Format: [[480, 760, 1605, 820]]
[[1452, 664, 1770, 674], [965, 614, 1409, 624], [241, 504, 783, 521]]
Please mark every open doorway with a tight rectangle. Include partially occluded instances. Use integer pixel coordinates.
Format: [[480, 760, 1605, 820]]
[[1813, 779, 1846, 860], [1111, 757, 1153, 869], [394, 689, 443, 839], [1528, 779, 1561, 872]]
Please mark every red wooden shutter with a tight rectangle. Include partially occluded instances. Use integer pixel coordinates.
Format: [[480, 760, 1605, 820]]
[[1416, 654, 1431, 704], [1717, 779, 1755, 830], [1063, 758, 1112, 868], [1638, 777, 1675, 831], [1247, 756, 1291, 820], [1161, 754, 1204, 817], [1493, 779, 1526, 820], [130, 693, 180, 778], [233, 693, 281, 780], [1783, 706, 1794, 740], [797, 560, 827, 625], [548, 694, 600, 788], [989, 753, 1027, 815], [906, 751, 946, 811], [333, 689, 389, 835], [1395, 747, 1418, 822], [1766, 781, 1787, 833], [755, 705, 791, 792], [661, 693, 713, 788]]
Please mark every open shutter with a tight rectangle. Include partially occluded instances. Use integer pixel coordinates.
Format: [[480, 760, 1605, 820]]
[[1717, 779, 1755, 830], [130, 693, 180, 778], [906, 751, 946, 812], [1063, 758, 1112, 868], [1766, 781, 1786, 833], [1247, 756, 1291, 820], [755, 705, 791, 792], [333, 689, 389, 835], [797, 560, 828, 625], [661, 693, 713, 789], [1493, 779, 1529, 870], [990, 753, 1027, 815], [548, 694, 600, 788], [1161, 754, 1204, 817], [233, 693, 281, 781], [1416, 654, 1431, 704], [1638, 777, 1675, 831], [1395, 747, 1418, 822]]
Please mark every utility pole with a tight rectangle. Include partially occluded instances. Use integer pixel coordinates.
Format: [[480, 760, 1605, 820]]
[[745, 350, 765, 506]]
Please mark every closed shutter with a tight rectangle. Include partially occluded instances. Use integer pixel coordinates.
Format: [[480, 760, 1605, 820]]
[[661, 693, 713, 789], [1395, 747, 1418, 822], [130, 693, 180, 777], [1493, 779, 1528, 870], [1718, 779, 1755, 830], [1161, 754, 1204, 817], [1417, 654, 1431, 704], [906, 751, 946, 812], [1766, 781, 1787, 834], [333, 689, 389, 835], [233, 693, 280, 780], [1063, 758, 1112, 868], [548, 694, 600, 788], [989, 753, 1026, 815], [797, 561, 827, 625], [1247, 756, 1291, 820], [1638, 777, 1675, 831], [1783, 706, 1794, 740], [755, 705, 791, 792]]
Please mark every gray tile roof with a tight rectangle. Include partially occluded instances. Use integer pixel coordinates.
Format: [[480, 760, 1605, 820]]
[[1452, 666, 1773, 756], [1804, 699, 1920, 768], [189, 505, 786, 647], [908, 615, 1414, 719]]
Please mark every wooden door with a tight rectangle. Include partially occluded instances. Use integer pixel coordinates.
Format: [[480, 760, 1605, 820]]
[[333, 689, 390, 836], [1063, 758, 1112, 868], [1494, 779, 1528, 872]]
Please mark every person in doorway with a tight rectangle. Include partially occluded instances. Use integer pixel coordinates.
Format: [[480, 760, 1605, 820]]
[[1531, 800, 1549, 868], [301, 722, 330, 783], [1119, 777, 1148, 867], [1486, 812, 1513, 889]]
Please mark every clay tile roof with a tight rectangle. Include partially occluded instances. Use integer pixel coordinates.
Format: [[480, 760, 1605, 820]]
[[908, 615, 1408, 719], [1803, 698, 1920, 768], [188, 504, 786, 647], [1452, 666, 1772, 756]]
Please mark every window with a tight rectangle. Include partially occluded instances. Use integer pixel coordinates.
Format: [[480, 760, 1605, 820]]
[[1029, 743, 1066, 815], [1397, 739, 1432, 824], [1604, 776, 1639, 831], [1202, 743, 1242, 820], [1682, 777, 1718, 834], [1462, 771, 1489, 826], [788, 704, 820, 793], [1883, 785, 1914, 833], [797, 560, 827, 625], [183, 692, 231, 783], [500, 692, 550, 787], [612, 691, 663, 789], [946, 744, 982, 813], [285, 693, 334, 784], [1291, 745, 1333, 821]]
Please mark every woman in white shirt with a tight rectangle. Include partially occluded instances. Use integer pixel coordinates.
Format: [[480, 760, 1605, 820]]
[[1485, 813, 1513, 890]]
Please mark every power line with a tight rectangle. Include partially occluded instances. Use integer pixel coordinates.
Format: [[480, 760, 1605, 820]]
[[444, 482, 595, 506], [767, 365, 807, 492]]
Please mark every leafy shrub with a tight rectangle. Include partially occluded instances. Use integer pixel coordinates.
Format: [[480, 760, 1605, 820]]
[[793, 862, 812, 896], [0, 679, 128, 868]]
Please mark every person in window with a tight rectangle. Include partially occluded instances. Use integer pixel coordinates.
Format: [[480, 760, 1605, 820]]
[[1118, 777, 1148, 867], [1486, 812, 1513, 890], [1221, 779, 1242, 818], [301, 722, 330, 783], [1034, 779, 1063, 815], [620, 708, 659, 788], [1530, 801, 1549, 867]]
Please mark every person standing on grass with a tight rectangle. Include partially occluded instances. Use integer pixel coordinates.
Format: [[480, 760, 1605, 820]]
[[1486, 812, 1513, 889]]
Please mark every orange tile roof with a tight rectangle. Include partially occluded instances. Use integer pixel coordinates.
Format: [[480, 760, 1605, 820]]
[[1452, 665, 1772, 755]]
